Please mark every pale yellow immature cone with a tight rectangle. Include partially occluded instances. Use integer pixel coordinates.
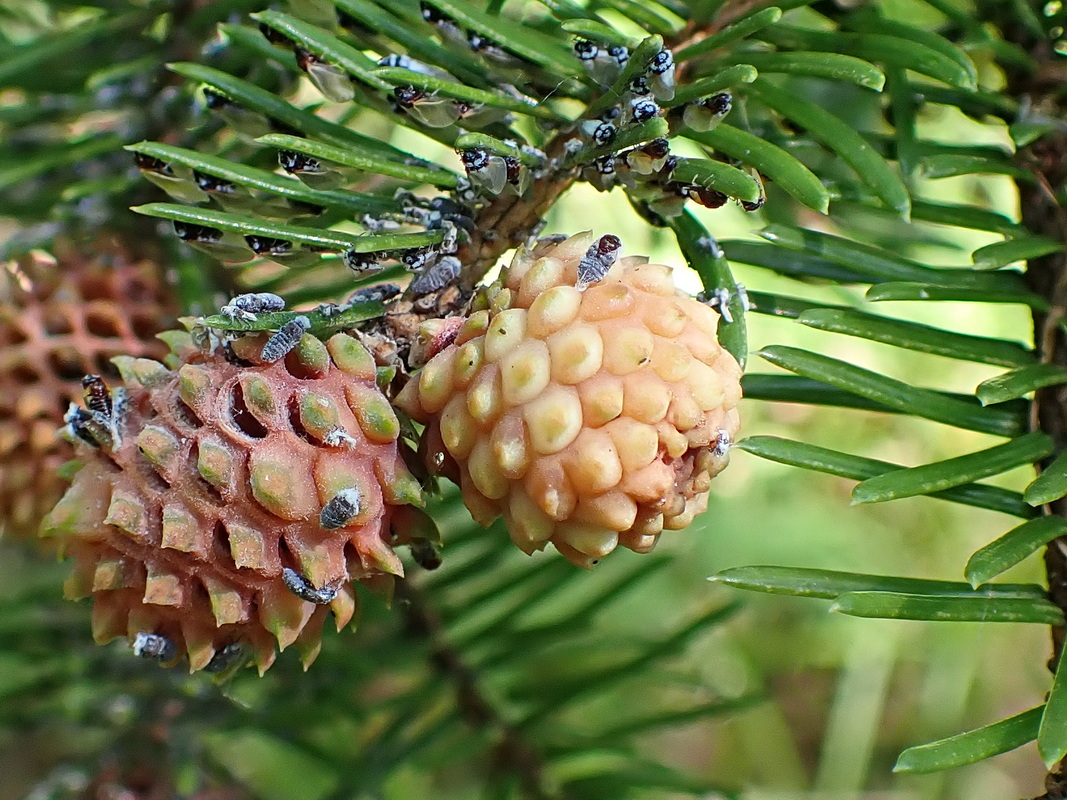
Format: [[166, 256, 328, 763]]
[[397, 232, 742, 568]]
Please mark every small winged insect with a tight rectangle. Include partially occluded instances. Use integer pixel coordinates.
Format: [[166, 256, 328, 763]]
[[133, 153, 172, 175], [67, 375, 125, 450], [421, 1, 467, 49], [682, 92, 733, 133], [577, 235, 622, 289], [647, 48, 676, 101], [608, 45, 630, 66], [624, 138, 671, 175], [204, 642, 247, 674], [713, 428, 732, 457], [629, 75, 651, 96], [392, 85, 460, 128], [400, 247, 434, 271], [174, 221, 222, 244], [220, 292, 286, 323], [202, 88, 231, 111], [740, 169, 766, 212], [82, 374, 112, 418], [135, 153, 207, 204], [410, 255, 461, 295], [573, 39, 599, 62], [320, 488, 361, 530], [278, 150, 324, 175], [410, 539, 443, 570], [427, 196, 476, 233], [282, 568, 339, 605], [132, 632, 177, 662], [627, 96, 660, 125], [666, 182, 719, 209], [590, 121, 617, 147], [583, 153, 617, 192], [244, 235, 293, 258], [460, 147, 508, 195], [502, 155, 530, 194], [193, 171, 236, 195], [295, 47, 355, 103], [576, 39, 625, 85], [342, 249, 382, 274], [261, 316, 311, 362]]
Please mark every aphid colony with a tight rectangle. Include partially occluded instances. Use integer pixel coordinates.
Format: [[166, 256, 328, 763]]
[[45, 307, 434, 673]]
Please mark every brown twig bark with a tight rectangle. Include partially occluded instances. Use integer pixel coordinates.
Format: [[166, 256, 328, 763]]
[[985, 2, 1067, 794]]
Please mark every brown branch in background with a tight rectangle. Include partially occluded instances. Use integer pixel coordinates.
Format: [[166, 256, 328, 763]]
[[396, 579, 562, 800], [987, 1, 1067, 793]]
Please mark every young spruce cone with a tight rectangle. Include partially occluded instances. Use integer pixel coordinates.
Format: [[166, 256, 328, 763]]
[[42, 324, 424, 672], [397, 232, 742, 568], [0, 238, 175, 539]]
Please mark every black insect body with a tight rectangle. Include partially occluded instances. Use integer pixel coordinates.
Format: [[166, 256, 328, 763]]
[[393, 86, 459, 128], [628, 97, 659, 125], [282, 568, 339, 605], [295, 48, 354, 103], [647, 49, 676, 101], [319, 488, 361, 530], [342, 249, 383, 274], [173, 221, 223, 243], [629, 75, 651, 95], [193, 171, 236, 194], [400, 248, 434, 271], [278, 150, 323, 175], [584, 154, 618, 191], [244, 236, 292, 256], [460, 148, 508, 194], [132, 632, 177, 662], [574, 39, 600, 61], [82, 374, 112, 418], [714, 429, 732, 457], [592, 121, 617, 147], [624, 138, 671, 175], [683, 92, 733, 132], [740, 169, 766, 212], [202, 89, 231, 110], [608, 45, 630, 65], [420, 1, 452, 24], [577, 235, 622, 289], [133, 153, 172, 175], [392, 85, 426, 110], [204, 643, 247, 673], [410, 539, 443, 570], [260, 316, 311, 362], [689, 185, 729, 209], [648, 49, 674, 74]]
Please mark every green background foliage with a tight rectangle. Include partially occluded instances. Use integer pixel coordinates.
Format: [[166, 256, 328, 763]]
[[1, 0, 1065, 796]]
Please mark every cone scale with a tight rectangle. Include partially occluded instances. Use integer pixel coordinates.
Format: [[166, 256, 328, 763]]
[[398, 232, 743, 567], [43, 326, 423, 673]]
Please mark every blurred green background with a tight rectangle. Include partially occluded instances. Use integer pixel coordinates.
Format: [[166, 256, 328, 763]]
[[0, 0, 1051, 793]]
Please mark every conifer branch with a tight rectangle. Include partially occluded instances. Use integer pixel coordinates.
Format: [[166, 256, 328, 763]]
[[396, 579, 561, 800]]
